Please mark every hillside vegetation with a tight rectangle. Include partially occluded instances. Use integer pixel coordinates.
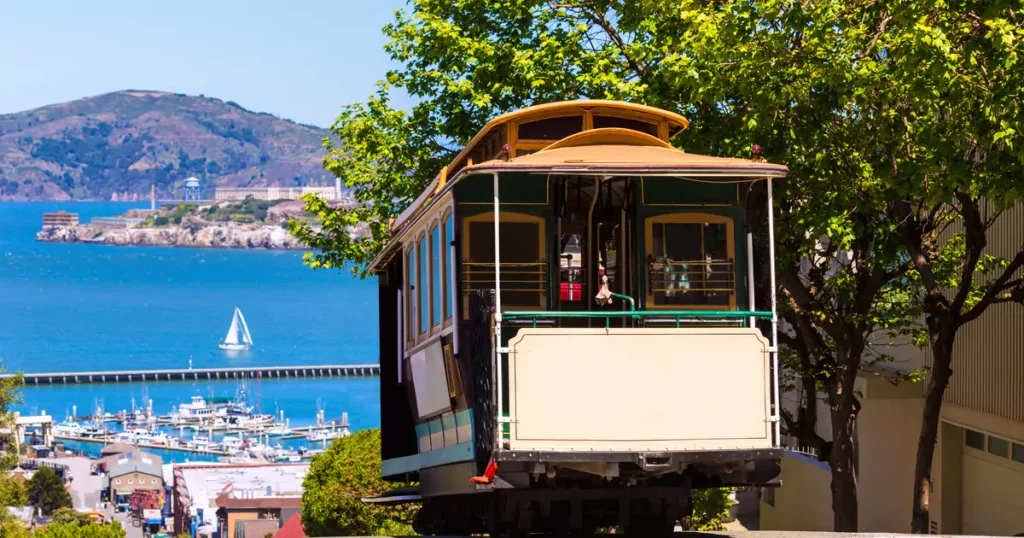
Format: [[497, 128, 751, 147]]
[[0, 90, 332, 200]]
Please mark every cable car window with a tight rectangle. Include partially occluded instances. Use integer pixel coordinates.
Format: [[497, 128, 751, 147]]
[[517, 116, 583, 140], [464, 214, 546, 314], [592, 115, 659, 137], [418, 236, 428, 335], [444, 214, 454, 319], [406, 246, 416, 342], [431, 224, 441, 327], [646, 215, 734, 308]]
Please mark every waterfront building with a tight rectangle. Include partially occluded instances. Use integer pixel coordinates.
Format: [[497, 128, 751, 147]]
[[107, 458, 164, 507], [213, 177, 349, 203], [42, 211, 78, 227], [215, 491, 301, 538], [90, 216, 144, 229], [172, 462, 309, 536]]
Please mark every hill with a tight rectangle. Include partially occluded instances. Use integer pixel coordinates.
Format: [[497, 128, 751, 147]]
[[0, 90, 332, 200]]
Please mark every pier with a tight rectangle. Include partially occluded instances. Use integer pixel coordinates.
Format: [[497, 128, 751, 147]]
[[4, 364, 380, 385]]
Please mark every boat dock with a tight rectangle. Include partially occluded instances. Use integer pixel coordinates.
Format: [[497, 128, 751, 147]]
[[54, 434, 232, 456], [4, 364, 380, 385]]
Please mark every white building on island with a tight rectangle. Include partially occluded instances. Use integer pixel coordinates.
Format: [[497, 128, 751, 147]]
[[214, 178, 349, 203]]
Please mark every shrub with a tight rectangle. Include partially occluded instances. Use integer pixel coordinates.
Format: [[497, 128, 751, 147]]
[[300, 429, 416, 536], [52, 507, 93, 526], [35, 520, 126, 538], [688, 488, 734, 531]]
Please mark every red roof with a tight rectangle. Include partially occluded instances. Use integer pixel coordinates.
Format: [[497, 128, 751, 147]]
[[273, 513, 306, 538]]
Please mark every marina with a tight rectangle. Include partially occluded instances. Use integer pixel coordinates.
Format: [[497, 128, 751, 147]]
[[3, 363, 380, 385]]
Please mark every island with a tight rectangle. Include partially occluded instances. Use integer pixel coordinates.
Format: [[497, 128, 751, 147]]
[[36, 199, 336, 249]]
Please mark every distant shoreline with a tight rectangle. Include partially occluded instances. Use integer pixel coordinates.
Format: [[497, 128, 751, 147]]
[[37, 222, 308, 250]]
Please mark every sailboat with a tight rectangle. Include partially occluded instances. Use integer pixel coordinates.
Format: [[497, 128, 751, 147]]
[[219, 307, 253, 351]]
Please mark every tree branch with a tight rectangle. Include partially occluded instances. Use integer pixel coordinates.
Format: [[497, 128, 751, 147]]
[[959, 247, 1024, 325], [950, 193, 987, 314]]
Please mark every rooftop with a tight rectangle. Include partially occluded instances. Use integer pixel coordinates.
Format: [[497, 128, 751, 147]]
[[175, 463, 309, 526]]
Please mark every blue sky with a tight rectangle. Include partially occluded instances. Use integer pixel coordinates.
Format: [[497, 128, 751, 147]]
[[0, 0, 411, 127]]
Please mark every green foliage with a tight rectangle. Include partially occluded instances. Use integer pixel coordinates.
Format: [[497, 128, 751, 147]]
[[0, 475, 28, 507], [51, 507, 94, 526], [0, 515, 30, 538], [300, 428, 416, 537], [689, 488, 733, 531], [33, 520, 126, 538], [0, 358, 24, 509], [27, 467, 71, 516], [205, 198, 278, 223]]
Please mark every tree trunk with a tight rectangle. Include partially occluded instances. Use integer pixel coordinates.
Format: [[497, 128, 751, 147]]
[[911, 332, 954, 533], [830, 395, 859, 532]]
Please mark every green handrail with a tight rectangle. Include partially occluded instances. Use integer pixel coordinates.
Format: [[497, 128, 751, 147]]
[[503, 310, 772, 319], [502, 309, 773, 329]]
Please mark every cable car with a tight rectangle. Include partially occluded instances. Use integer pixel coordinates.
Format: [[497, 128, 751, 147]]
[[368, 100, 786, 535]]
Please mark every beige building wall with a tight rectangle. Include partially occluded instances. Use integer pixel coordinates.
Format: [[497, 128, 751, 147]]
[[759, 452, 833, 531], [110, 471, 162, 498]]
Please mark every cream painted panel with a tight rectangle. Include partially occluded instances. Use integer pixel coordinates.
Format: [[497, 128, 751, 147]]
[[962, 447, 1024, 536], [507, 328, 771, 451], [410, 341, 452, 419]]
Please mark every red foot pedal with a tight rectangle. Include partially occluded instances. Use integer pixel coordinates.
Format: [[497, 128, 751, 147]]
[[469, 458, 498, 484]]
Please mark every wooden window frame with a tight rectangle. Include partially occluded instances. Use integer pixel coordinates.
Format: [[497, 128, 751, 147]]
[[429, 220, 442, 334], [417, 233, 429, 337], [511, 112, 585, 157], [461, 211, 547, 318], [405, 244, 417, 345], [643, 212, 736, 310], [442, 209, 455, 326]]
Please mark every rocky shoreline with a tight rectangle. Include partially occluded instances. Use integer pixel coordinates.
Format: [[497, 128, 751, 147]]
[[36, 222, 308, 249]]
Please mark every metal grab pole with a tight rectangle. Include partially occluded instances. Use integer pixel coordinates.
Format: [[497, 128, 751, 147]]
[[766, 178, 781, 445], [492, 172, 503, 446], [747, 233, 756, 328]]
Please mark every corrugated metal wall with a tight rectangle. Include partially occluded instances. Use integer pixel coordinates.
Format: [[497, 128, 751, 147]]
[[942, 202, 1024, 422]]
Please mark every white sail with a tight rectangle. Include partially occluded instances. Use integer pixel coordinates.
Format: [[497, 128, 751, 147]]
[[224, 308, 241, 345], [237, 309, 254, 346]]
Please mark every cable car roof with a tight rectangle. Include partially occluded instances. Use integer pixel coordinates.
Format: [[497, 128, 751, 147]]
[[462, 129, 788, 177]]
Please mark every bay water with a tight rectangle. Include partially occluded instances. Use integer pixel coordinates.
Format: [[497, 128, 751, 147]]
[[0, 202, 380, 461]]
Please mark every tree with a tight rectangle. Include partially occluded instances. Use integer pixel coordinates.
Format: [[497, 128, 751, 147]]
[[27, 467, 71, 516], [0, 359, 25, 536], [300, 429, 416, 536], [52, 507, 93, 526], [872, 4, 1024, 530]]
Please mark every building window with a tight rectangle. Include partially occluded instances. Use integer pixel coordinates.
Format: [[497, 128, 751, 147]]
[[431, 224, 441, 327], [115, 479, 121, 485], [965, 429, 985, 450], [1012, 443, 1024, 463], [988, 436, 1009, 458], [646, 214, 735, 308], [152, 479, 158, 485], [127, 479, 133, 485], [418, 236, 429, 335], [444, 214, 454, 319]]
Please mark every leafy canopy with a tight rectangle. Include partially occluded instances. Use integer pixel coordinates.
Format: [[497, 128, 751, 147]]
[[300, 429, 416, 536]]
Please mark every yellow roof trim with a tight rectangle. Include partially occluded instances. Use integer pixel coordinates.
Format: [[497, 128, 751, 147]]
[[538, 128, 673, 151], [393, 100, 689, 233]]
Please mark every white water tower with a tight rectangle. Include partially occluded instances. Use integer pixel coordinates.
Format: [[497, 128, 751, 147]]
[[183, 177, 202, 201]]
